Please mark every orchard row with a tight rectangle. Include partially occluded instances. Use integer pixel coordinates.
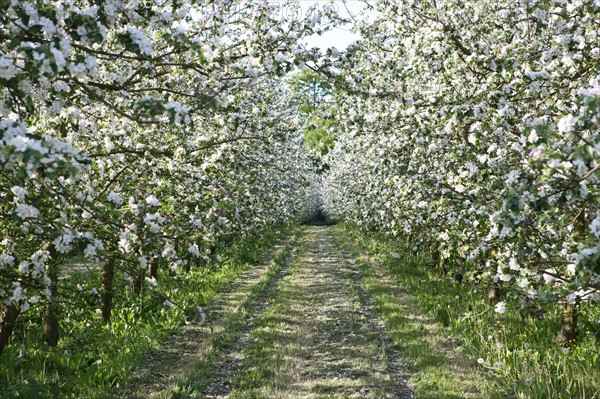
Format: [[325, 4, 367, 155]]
[[0, 0, 324, 352], [322, 0, 600, 341]]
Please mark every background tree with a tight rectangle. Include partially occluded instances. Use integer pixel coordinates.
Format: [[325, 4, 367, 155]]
[[288, 69, 336, 170]]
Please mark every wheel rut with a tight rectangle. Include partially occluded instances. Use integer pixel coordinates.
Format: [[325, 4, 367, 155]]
[[201, 240, 303, 398], [115, 231, 302, 399]]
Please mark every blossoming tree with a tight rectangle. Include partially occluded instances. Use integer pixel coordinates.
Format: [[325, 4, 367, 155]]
[[0, 0, 322, 352], [322, 0, 600, 341]]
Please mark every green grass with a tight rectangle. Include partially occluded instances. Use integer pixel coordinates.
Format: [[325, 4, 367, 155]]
[[333, 224, 499, 399], [334, 223, 600, 399], [0, 227, 294, 399]]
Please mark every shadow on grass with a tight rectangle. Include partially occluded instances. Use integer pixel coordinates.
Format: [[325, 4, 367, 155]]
[[366, 283, 486, 399], [334, 233, 502, 399]]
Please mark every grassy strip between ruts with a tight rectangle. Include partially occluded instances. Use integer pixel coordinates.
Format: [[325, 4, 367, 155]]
[[332, 224, 503, 399], [124, 227, 304, 399], [0, 227, 298, 399]]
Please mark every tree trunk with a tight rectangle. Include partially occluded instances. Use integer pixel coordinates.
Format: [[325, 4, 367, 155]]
[[148, 258, 158, 280], [488, 282, 501, 303], [183, 255, 191, 273], [557, 301, 579, 343], [439, 257, 447, 275], [0, 303, 19, 354], [132, 274, 143, 295], [432, 249, 446, 275], [101, 258, 115, 323], [44, 245, 59, 347], [556, 208, 586, 342]]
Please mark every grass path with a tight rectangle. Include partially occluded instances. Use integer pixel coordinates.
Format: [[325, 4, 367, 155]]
[[116, 225, 492, 399], [222, 226, 414, 398]]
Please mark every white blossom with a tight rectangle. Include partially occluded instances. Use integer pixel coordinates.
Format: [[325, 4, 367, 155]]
[[494, 301, 507, 314], [188, 244, 200, 257], [557, 115, 578, 134], [126, 27, 153, 56], [107, 191, 123, 205], [145, 195, 160, 207], [15, 204, 40, 220], [589, 216, 600, 238], [11, 186, 27, 201]]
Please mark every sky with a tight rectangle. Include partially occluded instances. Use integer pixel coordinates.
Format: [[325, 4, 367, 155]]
[[187, 1, 375, 51], [276, 0, 374, 50], [300, 1, 367, 50]]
